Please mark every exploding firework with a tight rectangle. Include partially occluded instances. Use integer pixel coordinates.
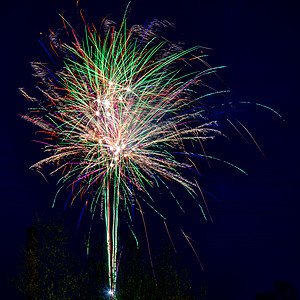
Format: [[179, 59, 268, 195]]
[[21, 12, 232, 297]]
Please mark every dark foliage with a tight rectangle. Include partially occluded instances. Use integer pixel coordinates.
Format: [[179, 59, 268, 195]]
[[256, 280, 299, 300], [14, 219, 192, 299]]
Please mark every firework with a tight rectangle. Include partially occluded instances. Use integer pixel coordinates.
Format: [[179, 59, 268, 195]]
[[22, 13, 226, 297]]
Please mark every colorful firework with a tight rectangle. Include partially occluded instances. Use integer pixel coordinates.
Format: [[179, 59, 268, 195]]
[[22, 12, 230, 297]]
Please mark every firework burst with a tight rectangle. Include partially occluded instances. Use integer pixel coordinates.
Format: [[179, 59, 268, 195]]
[[22, 13, 227, 297]]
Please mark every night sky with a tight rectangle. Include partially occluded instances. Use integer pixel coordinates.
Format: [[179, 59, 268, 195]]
[[1, 0, 300, 299]]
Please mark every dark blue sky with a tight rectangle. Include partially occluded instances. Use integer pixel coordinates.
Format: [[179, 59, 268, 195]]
[[1, 0, 300, 299]]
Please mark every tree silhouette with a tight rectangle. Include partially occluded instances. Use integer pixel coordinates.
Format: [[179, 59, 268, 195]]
[[14, 218, 193, 299], [256, 280, 299, 300], [14, 218, 84, 299]]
